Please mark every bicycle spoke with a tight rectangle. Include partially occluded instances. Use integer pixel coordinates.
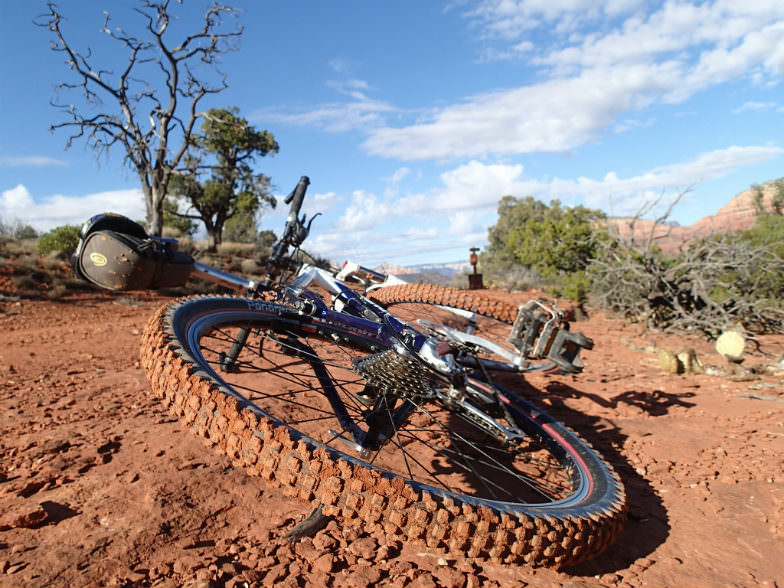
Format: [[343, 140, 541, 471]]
[[405, 399, 570, 501], [197, 314, 577, 505]]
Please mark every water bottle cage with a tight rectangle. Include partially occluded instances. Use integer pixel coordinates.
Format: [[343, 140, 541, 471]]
[[507, 300, 594, 373]]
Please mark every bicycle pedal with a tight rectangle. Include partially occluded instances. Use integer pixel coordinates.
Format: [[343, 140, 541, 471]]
[[508, 300, 593, 373], [545, 328, 594, 373], [507, 300, 558, 356]]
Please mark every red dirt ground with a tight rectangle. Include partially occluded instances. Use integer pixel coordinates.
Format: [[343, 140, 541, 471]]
[[1, 289, 782, 588]]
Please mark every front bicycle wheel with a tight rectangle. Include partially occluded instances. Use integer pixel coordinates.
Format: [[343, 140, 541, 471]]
[[141, 295, 625, 567], [369, 284, 529, 372]]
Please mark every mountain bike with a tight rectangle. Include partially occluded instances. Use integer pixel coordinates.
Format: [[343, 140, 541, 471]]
[[71, 176, 625, 568]]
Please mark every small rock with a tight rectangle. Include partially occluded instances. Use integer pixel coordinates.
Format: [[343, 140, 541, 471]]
[[389, 560, 414, 576], [705, 365, 724, 377], [345, 564, 382, 586], [657, 349, 681, 374], [183, 579, 212, 588], [220, 561, 241, 576], [348, 536, 378, 560], [263, 562, 288, 585], [341, 526, 361, 542], [255, 555, 276, 569], [411, 571, 438, 588], [40, 438, 71, 455], [716, 329, 745, 363], [0, 505, 49, 530], [311, 553, 335, 574], [123, 471, 139, 484], [434, 566, 467, 588], [16, 479, 48, 498], [677, 348, 704, 374], [375, 544, 392, 561], [5, 562, 27, 575], [194, 567, 212, 581], [312, 531, 337, 551]]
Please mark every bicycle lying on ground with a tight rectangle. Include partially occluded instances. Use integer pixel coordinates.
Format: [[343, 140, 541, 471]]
[[71, 176, 625, 568]]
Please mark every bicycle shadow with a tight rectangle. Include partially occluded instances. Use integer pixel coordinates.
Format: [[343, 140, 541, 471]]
[[540, 379, 697, 416], [510, 377, 693, 575]]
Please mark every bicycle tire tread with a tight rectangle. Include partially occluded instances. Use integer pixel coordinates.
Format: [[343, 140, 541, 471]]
[[369, 283, 519, 323], [140, 295, 626, 568]]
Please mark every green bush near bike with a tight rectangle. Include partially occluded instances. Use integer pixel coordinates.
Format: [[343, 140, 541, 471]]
[[37, 224, 81, 258]]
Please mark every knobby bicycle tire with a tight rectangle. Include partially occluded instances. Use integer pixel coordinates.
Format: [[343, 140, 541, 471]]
[[140, 295, 626, 567], [369, 283, 519, 323]]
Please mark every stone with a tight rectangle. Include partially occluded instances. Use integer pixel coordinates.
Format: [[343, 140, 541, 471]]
[[311, 553, 335, 574], [348, 536, 378, 560], [657, 349, 681, 374], [716, 330, 745, 363]]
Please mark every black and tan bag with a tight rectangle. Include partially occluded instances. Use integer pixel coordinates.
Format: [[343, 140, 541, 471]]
[[72, 213, 194, 291]]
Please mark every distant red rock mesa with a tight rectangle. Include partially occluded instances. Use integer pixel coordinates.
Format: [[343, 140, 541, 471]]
[[604, 179, 782, 253]]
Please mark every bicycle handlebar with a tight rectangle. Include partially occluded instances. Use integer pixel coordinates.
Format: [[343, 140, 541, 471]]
[[266, 176, 317, 277], [284, 176, 310, 220]]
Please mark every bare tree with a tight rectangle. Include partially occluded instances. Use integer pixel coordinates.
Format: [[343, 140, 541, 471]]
[[38, 1, 242, 235], [590, 189, 784, 336]]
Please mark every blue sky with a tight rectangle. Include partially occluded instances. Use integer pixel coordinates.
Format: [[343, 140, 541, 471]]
[[1, 1, 783, 267]]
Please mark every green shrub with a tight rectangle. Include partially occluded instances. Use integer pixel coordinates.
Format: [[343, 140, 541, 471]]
[[480, 196, 605, 298], [223, 214, 257, 243], [257, 229, 277, 248], [37, 225, 81, 258], [14, 224, 38, 240]]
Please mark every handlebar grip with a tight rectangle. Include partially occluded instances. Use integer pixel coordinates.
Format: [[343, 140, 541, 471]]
[[284, 176, 310, 219]]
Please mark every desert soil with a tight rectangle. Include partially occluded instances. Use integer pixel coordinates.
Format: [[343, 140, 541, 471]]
[[0, 288, 782, 588]]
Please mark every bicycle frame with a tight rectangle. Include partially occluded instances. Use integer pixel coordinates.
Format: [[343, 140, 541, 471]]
[[189, 259, 460, 379]]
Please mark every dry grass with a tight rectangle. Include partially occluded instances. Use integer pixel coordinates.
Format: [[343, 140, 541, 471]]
[[0, 237, 92, 300]]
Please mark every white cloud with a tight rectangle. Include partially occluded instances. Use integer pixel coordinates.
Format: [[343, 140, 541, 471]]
[[542, 145, 784, 215], [448, 210, 478, 234], [385, 167, 411, 185], [613, 116, 655, 133], [399, 145, 784, 220], [361, 2, 784, 161], [0, 156, 68, 167], [732, 101, 782, 114], [0, 185, 146, 231], [327, 79, 373, 101], [255, 75, 399, 133], [255, 98, 398, 133], [301, 144, 784, 266], [363, 62, 683, 160], [465, 0, 611, 40], [2, 184, 34, 209], [335, 190, 390, 232], [434, 160, 537, 211], [383, 167, 411, 198]]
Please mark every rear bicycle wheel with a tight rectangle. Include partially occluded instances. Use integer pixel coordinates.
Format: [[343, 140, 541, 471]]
[[141, 295, 625, 567]]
